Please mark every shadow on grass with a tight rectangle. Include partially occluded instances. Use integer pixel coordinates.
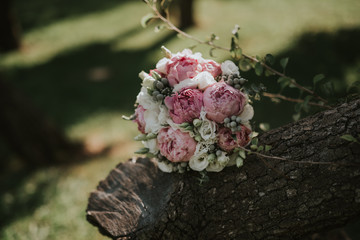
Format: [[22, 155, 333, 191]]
[[14, 0, 133, 33], [0, 168, 59, 230], [9, 29, 177, 128], [242, 27, 360, 129]]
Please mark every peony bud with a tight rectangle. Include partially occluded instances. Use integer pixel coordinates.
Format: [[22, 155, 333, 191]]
[[134, 134, 147, 141], [135, 148, 149, 154]]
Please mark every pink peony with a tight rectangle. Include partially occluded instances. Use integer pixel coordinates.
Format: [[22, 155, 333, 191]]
[[157, 127, 197, 162], [164, 88, 203, 124], [202, 60, 222, 78], [203, 81, 246, 123], [133, 105, 146, 134], [217, 126, 252, 151], [163, 52, 222, 87], [166, 55, 201, 86]]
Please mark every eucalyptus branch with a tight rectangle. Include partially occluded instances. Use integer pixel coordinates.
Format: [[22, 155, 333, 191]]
[[144, 0, 329, 105], [263, 92, 332, 109]]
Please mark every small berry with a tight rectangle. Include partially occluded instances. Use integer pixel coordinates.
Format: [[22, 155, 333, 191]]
[[161, 78, 168, 85], [152, 90, 160, 97], [236, 117, 242, 123], [231, 116, 236, 121], [156, 81, 164, 89], [224, 118, 230, 124], [156, 94, 164, 100], [216, 150, 222, 156], [234, 84, 241, 89], [230, 121, 237, 128]]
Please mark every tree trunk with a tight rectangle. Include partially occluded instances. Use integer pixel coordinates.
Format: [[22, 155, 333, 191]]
[[0, 0, 21, 52], [86, 98, 360, 239], [178, 0, 195, 29], [0, 76, 83, 166]]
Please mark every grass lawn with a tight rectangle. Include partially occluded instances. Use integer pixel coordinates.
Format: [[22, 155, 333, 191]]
[[0, 0, 360, 239]]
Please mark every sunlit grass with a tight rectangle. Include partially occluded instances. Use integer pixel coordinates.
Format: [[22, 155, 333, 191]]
[[0, 0, 360, 239]]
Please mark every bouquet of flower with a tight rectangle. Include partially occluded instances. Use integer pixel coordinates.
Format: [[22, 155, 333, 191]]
[[131, 47, 254, 173]]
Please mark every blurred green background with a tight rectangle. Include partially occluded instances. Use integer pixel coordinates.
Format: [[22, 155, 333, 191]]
[[0, 0, 360, 239]]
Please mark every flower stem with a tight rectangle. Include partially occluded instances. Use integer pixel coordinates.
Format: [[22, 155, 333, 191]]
[[145, 0, 329, 105]]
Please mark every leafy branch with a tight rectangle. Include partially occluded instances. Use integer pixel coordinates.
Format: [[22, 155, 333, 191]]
[[142, 0, 330, 107]]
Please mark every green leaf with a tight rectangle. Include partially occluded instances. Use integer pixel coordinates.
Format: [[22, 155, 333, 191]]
[[294, 102, 302, 113], [313, 74, 325, 87], [259, 123, 270, 131], [321, 81, 334, 96], [292, 113, 301, 121], [265, 54, 275, 65], [340, 134, 358, 143], [141, 13, 156, 28], [280, 57, 289, 70], [239, 59, 251, 72], [303, 95, 313, 113], [265, 69, 274, 77], [239, 150, 246, 159], [236, 157, 244, 168], [257, 145, 264, 152], [255, 62, 263, 76], [135, 148, 150, 154], [277, 77, 291, 90], [250, 145, 258, 150], [265, 145, 272, 152], [251, 137, 258, 146]]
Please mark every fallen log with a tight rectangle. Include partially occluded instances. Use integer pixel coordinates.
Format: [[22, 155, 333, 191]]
[[86, 98, 360, 239]]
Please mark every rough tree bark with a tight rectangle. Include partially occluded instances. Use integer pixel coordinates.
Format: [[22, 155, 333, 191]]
[[0, 76, 83, 165], [86, 98, 360, 239]]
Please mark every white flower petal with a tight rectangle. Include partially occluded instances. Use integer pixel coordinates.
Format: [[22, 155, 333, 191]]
[[206, 161, 226, 172], [157, 161, 173, 173], [221, 60, 240, 75], [172, 78, 198, 92], [239, 104, 254, 122], [198, 109, 217, 142], [142, 75, 156, 88], [189, 143, 210, 171], [194, 72, 216, 90], [156, 57, 169, 74], [142, 139, 158, 154], [144, 105, 162, 133]]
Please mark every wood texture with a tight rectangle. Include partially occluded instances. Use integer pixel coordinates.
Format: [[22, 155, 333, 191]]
[[87, 98, 360, 239]]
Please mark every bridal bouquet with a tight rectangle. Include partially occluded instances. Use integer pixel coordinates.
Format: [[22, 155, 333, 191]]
[[132, 47, 254, 173]]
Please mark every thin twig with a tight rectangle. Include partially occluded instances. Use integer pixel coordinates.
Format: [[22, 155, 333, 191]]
[[240, 146, 360, 167], [263, 92, 332, 109], [259, 158, 290, 180], [144, 0, 329, 105]]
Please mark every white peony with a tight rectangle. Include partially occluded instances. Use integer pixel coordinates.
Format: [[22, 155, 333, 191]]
[[239, 104, 254, 122], [142, 139, 159, 154], [194, 72, 216, 90], [172, 72, 216, 93], [189, 143, 210, 171], [144, 104, 162, 133], [198, 109, 217, 142], [217, 151, 230, 165], [206, 161, 226, 172], [157, 161, 173, 173], [142, 75, 156, 89], [156, 57, 168, 74], [172, 78, 198, 92], [221, 60, 240, 75], [136, 87, 155, 110]]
